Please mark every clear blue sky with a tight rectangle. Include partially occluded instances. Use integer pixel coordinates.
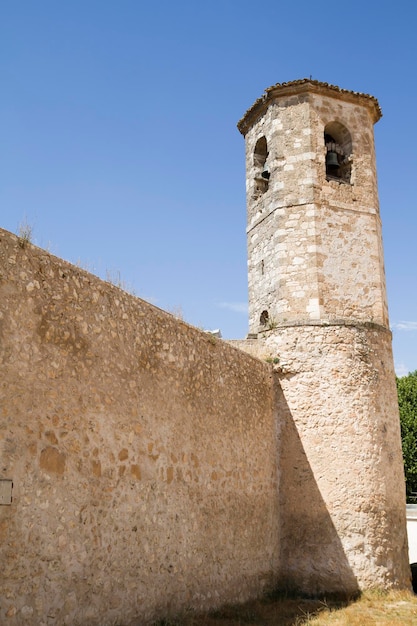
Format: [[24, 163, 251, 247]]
[[1, 1, 416, 375]]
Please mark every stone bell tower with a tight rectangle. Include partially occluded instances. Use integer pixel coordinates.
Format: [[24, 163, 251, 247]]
[[238, 80, 410, 593]]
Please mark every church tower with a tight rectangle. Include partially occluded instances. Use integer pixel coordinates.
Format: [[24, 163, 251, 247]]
[[238, 80, 410, 593]]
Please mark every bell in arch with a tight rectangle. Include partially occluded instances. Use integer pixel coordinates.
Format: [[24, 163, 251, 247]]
[[326, 150, 339, 169], [261, 164, 270, 179]]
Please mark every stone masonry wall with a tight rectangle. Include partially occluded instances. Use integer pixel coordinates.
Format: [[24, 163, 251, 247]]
[[232, 80, 410, 594], [235, 323, 410, 593], [0, 228, 280, 626], [243, 89, 388, 333]]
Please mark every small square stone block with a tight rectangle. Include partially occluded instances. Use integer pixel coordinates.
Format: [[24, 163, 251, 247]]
[[0, 479, 13, 505]]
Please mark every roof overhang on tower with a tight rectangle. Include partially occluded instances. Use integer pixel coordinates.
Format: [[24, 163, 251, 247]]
[[237, 79, 382, 136]]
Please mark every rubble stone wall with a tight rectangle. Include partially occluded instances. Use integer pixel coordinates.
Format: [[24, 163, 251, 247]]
[[234, 322, 410, 593], [0, 228, 280, 626], [243, 89, 387, 333]]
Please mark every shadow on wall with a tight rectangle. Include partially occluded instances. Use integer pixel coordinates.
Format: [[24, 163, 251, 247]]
[[273, 378, 360, 597]]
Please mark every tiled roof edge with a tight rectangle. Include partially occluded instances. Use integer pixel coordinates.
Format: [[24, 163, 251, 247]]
[[237, 79, 382, 135]]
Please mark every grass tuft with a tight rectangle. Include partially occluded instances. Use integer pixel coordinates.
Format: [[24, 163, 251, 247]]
[[17, 218, 34, 248]]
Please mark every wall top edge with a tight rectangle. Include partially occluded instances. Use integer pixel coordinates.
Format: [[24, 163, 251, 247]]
[[237, 79, 382, 136], [0, 226, 191, 334]]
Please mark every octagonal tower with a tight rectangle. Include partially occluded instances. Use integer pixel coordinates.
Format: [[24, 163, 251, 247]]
[[238, 80, 410, 593], [238, 79, 387, 333]]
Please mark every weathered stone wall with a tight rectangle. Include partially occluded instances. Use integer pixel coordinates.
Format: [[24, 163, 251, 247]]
[[0, 80, 410, 626], [236, 80, 409, 593], [0, 228, 280, 625], [242, 86, 388, 333], [235, 323, 410, 592]]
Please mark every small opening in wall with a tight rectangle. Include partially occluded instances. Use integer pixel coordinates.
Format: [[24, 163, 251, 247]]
[[260, 310, 269, 326], [261, 260, 264, 275]]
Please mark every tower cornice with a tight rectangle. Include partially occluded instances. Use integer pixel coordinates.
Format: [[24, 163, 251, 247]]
[[237, 79, 382, 136]]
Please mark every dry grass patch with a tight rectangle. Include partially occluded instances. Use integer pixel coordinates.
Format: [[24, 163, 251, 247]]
[[152, 590, 417, 625], [304, 590, 417, 625]]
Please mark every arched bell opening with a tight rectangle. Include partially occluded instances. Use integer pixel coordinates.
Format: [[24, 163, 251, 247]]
[[260, 310, 269, 326], [324, 122, 352, 183], [253, 136, 270, 197]]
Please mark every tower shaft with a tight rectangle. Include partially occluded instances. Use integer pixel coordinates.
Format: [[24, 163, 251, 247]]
[[238, 80, 409, 592]]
